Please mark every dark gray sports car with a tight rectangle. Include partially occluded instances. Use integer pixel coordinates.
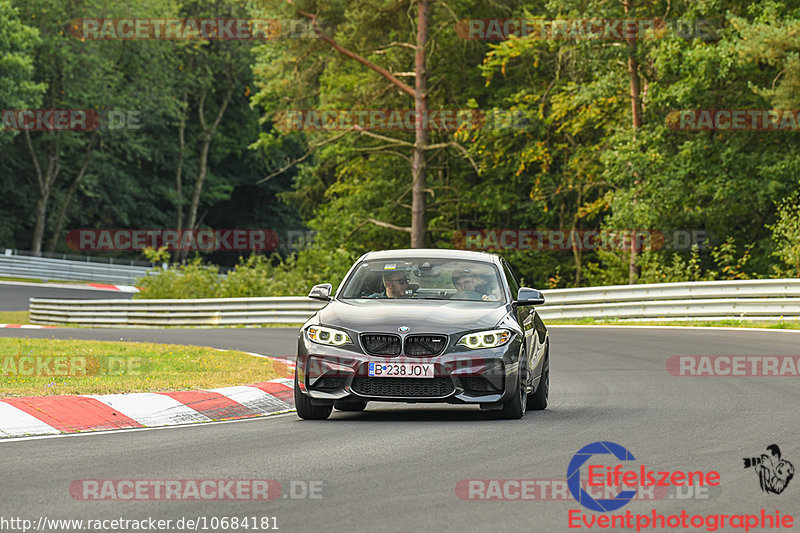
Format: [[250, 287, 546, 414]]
[[294, 249, 550, 419]]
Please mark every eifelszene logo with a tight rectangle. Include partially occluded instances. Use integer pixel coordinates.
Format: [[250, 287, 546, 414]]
[[566, 441, 721, 512], [567, 441, 638, 512], [743, 444, 794, 495]]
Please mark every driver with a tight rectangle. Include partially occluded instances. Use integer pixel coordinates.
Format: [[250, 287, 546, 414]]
[[452, 270, 493, 301], [369, 272, 410, 298]]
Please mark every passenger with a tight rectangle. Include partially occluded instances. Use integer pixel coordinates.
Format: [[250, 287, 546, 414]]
[[451, 270, 493, 301]]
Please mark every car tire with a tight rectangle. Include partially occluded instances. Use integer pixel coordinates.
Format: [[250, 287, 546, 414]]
[[528, 349, 549, 411], [294, 372, 332, 420], [334, 400, 367, 412], [501, 366, 527, 419]]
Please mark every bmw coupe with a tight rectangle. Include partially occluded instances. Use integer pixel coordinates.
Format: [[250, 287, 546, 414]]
[[294, 249, 549, 419]]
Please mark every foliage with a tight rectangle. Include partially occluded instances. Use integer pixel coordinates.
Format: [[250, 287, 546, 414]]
[[769, 189, 800, 277], [3, 0, 800, 293], [136, 257, 222, 299], [0, 0, 45, 117], [136, 246, 359, 298]]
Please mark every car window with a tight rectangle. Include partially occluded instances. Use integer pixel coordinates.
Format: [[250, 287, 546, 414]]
[[339, 258, 505, 302]]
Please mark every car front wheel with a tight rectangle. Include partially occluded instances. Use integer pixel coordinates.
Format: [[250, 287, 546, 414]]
[[501, 367, 527, 419], [528, 349, 549, 411], [294, 372, 332, 420]]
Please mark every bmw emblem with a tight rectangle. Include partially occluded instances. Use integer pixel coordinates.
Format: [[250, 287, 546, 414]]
[[398, 326, 410, 332]]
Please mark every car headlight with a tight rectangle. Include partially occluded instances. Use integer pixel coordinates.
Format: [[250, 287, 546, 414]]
[[457, 329, 511, 349], [307, 325, 352, 346]]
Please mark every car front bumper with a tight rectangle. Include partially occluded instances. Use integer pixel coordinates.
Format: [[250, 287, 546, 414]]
[[296, 336, 522, 405]]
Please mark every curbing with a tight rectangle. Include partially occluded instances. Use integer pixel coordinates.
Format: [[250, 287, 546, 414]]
[[86, 283, 140, 293], [0, 280, 139, 293], [0, 355, 298, 439], [1, 324, 56, 329]]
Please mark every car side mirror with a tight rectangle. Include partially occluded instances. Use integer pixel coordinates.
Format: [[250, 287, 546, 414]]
[[308, 283, 332, 301], [515, 287, 545, 306]]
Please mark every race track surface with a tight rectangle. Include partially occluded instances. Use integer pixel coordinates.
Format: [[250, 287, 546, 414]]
[[0, 282, 133, 311], [1, 326, 798, 532]]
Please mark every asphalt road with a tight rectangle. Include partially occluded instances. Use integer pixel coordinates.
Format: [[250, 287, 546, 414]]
[[1, 326, 799, 532], [0, 326, 298, 357], [0, 282, 133, 311]]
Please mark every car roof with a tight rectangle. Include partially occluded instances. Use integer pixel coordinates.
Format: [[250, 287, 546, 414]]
[[360, 248, 502, 265]]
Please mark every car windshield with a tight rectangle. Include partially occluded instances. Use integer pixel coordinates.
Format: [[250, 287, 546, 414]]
[[339, 259, 504, 302]]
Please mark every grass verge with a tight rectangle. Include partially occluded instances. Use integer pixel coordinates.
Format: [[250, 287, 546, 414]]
[[0, 276, 93, 284], [545, 318, 800, 330], [0, 311, 30, 325], [0, 337, 288, 398], [0, 311, 302, 328]]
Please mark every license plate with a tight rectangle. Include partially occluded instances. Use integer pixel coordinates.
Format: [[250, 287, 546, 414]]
[[368, 362, 434, 378]]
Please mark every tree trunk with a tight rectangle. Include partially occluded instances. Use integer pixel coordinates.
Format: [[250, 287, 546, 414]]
[[411, 0, 430, 248], [185, 134, 211, 236], [571, 187, 582, 286], [25, 132, 61, 256], [624, 0, 643, 284], [175, 89, 188, 238], [181, 86, 234, 261], [32, 195, 49, 255], [292, 2, 429, 247], [46, 131, 98, 254]]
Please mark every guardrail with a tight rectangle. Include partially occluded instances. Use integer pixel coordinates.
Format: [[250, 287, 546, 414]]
[[538, 279, 800, 321], [29, 297, 326, 326], [28, 279, 800, 327], [1, 250, 156, 285]]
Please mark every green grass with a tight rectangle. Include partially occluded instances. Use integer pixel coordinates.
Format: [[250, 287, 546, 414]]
[[0, 311, 303, 329], [0, 337, 289, 398], [0, 276, 95, 284], [545, 318, 800, 330], [0, 311, 30, 325]]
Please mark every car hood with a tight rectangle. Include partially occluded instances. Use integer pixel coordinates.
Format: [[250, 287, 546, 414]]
[[316, 299, 510, 333]]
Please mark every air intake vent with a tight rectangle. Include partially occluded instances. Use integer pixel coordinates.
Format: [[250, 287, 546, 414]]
[[404, 335, 447, 356], [463, 377, 500, 394], [361, 334, 402, 356], [311, 377, 344, 391], [351, 377, 454, 397]]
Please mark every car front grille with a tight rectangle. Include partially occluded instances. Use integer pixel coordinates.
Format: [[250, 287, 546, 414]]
[[404, 335, 447, 356], [361, 334, 402, 356], [351, 377, 454, 398]]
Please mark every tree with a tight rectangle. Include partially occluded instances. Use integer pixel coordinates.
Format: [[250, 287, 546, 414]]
[[253, 0, 482, 249], [13, 0, 178, 255], [171, 0, 252, 261]]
